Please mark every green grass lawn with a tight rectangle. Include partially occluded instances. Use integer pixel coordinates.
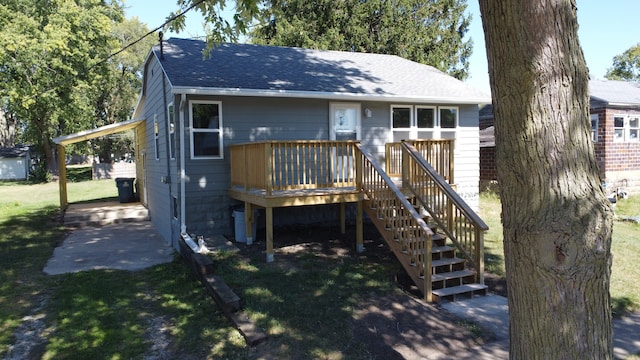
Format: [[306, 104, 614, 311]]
[[1, 179, 638, 358], [479, 190, 640, 314], [0, 179, 401, 359]]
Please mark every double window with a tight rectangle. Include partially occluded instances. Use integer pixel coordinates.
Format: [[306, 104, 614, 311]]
[[190, 101, 223, 159], [391, 105, 458, 141], [613, 114, 640, 142]]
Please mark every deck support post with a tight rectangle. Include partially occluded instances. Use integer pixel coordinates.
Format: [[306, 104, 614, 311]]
[[265, 207, 274, 262], [356, 200, 364, 253], [339, 203, 346, 234], [244, 202, 254, 245]]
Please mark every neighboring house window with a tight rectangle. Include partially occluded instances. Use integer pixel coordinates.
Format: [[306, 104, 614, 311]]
[[630, 116, 639, 141], [190, 101, 223, 159], [154, 115, 160, 160], [391, 105, 456, 141], [167, 103, 176, 160], [614, 115, 640, 142], [590, 114, 598, 142]]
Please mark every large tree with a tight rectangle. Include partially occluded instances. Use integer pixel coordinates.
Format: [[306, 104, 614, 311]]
[[479, 1, 614, 358], [0, 0, 124, 173], [89, 17, 156, 163], [606, 42, 640, 81], [249, 0, 472, 80]]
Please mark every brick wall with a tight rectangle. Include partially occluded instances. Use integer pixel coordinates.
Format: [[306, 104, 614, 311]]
[[480, 146, 497, 181]]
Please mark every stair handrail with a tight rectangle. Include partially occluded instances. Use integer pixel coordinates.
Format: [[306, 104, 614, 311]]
[[356, 143, 434, 301], [401, 141, 488, 283]]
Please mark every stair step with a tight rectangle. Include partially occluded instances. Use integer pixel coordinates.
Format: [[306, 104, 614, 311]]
[[431, 257, 466, 268], [432, 283, 488, 302], [431, 269, 476, 282], [431, 245, 455, 260]]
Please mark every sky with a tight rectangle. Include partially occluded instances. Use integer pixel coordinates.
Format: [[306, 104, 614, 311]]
[[124, 1, 639, 94]]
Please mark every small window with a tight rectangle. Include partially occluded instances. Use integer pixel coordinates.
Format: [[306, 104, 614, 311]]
[[190, 101, 223, 159], [168, 103, 176, 160], [630, 117, 639, 141], [172, 196, 178, 220], [154, 115, 160, 160], [440, 107, 458, 129], [614, 116, 625, 141], [416, 107, 435, 128], [590, 114, 599, 142], [392, 107, 411, 129]]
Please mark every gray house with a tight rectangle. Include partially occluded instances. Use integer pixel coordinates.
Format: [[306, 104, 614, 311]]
[[133, 38, 490, 252], [52, 38, 493, 301]]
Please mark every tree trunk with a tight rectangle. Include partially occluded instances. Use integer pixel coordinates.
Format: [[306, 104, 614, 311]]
[[478, 1, 614, 358]]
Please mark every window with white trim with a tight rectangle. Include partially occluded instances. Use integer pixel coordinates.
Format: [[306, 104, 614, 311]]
[[630, 116, 639, 141], [589, 114, 599, 142], [190, 101, 223, 159], [391, 105, 457, 141], [167, 103, 176, 160], [613, 114, 640, 142], [614, 116, 625, 141]]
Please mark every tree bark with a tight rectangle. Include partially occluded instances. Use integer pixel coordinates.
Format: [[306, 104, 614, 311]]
[[478, 1, 614, 358]]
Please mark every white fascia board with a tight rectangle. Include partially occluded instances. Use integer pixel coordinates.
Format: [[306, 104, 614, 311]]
[[53, 117, 145, 145], [171, 86, 491, 105]]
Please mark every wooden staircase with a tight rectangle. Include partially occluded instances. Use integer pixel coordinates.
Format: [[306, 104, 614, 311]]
[[358, 141, 488, 302]]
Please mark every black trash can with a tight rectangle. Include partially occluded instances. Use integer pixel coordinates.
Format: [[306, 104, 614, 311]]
[[115, 177, 135, 203]]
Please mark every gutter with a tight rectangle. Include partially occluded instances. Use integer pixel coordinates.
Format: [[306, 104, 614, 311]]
[[171, 86, 492, 105]]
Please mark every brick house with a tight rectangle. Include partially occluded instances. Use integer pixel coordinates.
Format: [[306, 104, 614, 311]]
[[479, 79, 640, 194]]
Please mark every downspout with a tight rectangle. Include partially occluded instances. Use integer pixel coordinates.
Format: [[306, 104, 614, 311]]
[[179, 93, 187, 234], [161, 75, 174, 247]]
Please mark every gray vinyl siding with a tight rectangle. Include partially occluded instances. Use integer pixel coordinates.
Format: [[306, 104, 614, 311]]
[[141, 58, 181, 246], [144, 86, 480, 240], [181, 96, 334, 237], [177, 96, 480, 237]]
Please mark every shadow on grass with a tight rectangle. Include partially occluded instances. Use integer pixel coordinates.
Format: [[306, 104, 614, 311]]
[[0, 205, 66, 356], [484, 251, 505, 277], [214, 242, 401, 358], [612, 296, 635, 318], [43, 261, 249, 360]]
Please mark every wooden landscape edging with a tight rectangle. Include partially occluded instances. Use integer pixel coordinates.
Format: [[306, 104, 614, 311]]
[[178, 235, 268, 346]]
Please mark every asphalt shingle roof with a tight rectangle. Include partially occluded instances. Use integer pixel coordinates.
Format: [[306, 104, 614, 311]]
[[0, 146, 30, 159], [590, 79, 640, 106], [152, 38, 490, 103]]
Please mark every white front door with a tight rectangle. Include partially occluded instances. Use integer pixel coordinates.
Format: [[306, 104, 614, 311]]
[[329, 103, 361, 141], [329, 103, 361, 182]]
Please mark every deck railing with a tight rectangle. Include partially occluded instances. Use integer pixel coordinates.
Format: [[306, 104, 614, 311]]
[[230, 141, 359, 195], [401, 141, 488, 284], [386, 139, 455, 183], [357, 143, 433, 300]]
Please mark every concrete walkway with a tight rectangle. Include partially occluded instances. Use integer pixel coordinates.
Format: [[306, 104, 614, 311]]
[[441, 295, 640, 359], [43, 222, 174, 275]]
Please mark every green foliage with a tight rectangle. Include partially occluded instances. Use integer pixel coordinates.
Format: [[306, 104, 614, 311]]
[[250, 0, 473, 80], [0, 0, 153, 172], [606, 42, 640, 81], [167, 0, 260, 50], [30, 161, 53, 183]]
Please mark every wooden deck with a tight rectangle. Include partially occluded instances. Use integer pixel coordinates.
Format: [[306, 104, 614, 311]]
[[228, 140, 488, 303], [228, 141, 364, 261]]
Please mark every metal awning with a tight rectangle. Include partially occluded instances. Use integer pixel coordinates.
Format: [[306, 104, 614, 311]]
[[53, 117, 145, 146]]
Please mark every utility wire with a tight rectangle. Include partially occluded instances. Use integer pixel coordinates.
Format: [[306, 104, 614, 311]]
[[25, 0, 206, 102]]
